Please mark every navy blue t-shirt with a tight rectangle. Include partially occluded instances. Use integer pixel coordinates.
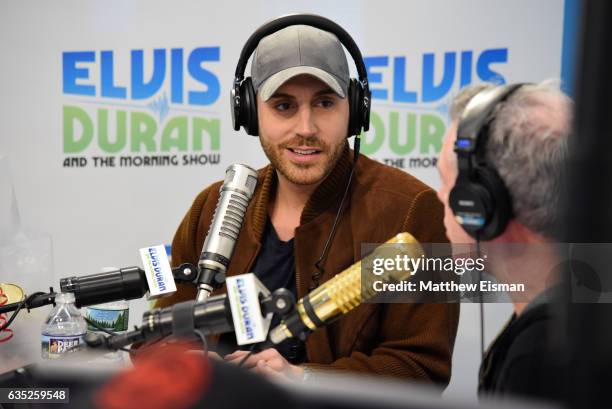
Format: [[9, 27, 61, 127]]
[[217, 218, 305, 363]]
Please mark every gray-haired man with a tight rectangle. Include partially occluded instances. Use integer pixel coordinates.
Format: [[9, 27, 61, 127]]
[[437, 81, 572, 401]]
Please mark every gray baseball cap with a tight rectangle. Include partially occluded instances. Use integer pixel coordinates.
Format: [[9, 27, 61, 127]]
[[251, 25, 350, 101]]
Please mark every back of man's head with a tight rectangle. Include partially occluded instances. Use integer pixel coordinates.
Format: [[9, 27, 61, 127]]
[[450, 81, 573, 240]]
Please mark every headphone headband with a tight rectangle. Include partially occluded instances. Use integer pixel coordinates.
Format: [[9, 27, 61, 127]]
[[455, 83, 526, 161], [234, 13, 368, 85]]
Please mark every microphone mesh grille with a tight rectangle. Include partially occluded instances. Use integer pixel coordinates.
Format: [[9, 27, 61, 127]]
[[245, 175, 257, 193], [219, 194, 249, 240], [225, 169, 236, 184]]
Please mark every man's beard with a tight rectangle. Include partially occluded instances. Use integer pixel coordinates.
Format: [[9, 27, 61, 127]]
[[260, 135, 347, 186]]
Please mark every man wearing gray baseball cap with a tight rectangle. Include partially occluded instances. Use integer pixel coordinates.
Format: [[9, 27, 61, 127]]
[[252, 24, 350, 103], [160, 15, 458, 387], [244, 23, 353, 188]]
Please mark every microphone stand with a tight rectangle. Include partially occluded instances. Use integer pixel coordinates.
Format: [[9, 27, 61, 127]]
[[0, 263, 199, 329], [0, 288, 56, 315], [95, 288, 296, 351]]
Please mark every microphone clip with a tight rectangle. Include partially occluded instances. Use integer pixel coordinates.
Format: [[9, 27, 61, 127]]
[[171, 263, 199, 283], [196, 267, 227, 292], [260, 288, 295, 317]]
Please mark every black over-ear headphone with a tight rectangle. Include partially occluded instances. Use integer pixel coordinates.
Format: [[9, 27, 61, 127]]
[[230, 13, 371, 137], [449, 83, 527, 241]]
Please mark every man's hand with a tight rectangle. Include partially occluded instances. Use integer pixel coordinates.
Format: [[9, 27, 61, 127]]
[[225, 348, 304, 380], [207, 351, 223, 361]]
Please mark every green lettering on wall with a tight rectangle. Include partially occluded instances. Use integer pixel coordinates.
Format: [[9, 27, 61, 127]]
[[63, 106, 93, 153], [420, 114, 445, 154], [98, 109, 127, 153], [192, 117, 220, 151], [360, 111, 385, 155], [130, 112, 157, 152], [161, 117, 188, 151], [390, 112, 417, 155]]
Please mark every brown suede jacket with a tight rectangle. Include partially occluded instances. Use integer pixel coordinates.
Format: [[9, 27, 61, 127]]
[[155, 146, 459, 386]]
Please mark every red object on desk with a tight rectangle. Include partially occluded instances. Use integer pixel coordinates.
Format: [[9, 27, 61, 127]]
[[0, 288, 14, 343], [95, 341, 211, 409]]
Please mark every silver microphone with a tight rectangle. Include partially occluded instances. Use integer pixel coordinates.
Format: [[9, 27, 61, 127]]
[[196, 164, 258, 302]]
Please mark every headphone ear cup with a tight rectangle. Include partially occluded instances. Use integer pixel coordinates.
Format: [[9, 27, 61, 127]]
[[449, 170, 512, 241], [347, 79, 361, 137], [449, 180, 492, 239], [361, 85, 371, 132], [240, 77, 259, 136], [476, 168, 513, 240], [231, 82, 241, 131]]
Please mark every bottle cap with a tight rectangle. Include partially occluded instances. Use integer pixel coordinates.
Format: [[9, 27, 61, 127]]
[[55, 292, 75, 304]]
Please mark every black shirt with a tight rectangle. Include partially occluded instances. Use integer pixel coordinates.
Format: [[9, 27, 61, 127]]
[[217, 218, 306, 363], [478, 290, 569, 403]]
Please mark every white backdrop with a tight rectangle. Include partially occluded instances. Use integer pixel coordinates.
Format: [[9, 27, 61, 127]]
[[0, 0, 565, 401]]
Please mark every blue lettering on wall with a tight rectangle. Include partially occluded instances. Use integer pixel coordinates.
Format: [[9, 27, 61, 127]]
[[364, 56, 389, 100], [460, 51, 473, 87], [422, 52, 455, 102], [171, 48, 184, 104], [361, 48, 508, 104], [101, 51, 127, 99], [476, 48, 508, 84], [62, 47, 221, 106], [63, 51, 96, 96], [393, 57, 418, 103], [131, 49, 166, 99], [187, 47, 221, 106]]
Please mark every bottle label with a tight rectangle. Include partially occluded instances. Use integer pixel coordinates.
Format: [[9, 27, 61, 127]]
[[42, 334, 85, 359], [85, 308, 129, 332]]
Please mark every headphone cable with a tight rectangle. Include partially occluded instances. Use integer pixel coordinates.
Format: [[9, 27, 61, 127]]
[[476, 236, 485, 360], [311, 135, 361, 290]]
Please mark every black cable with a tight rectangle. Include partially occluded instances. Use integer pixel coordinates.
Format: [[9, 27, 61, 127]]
[[237, 343, 258, 368], [476, 236, 485, 360], [84, 316, 118, 337], [311, 136, 361, 290], [0, 300, 24, 331], [84, 316, 135, 355], [114, 345, 135, 355], [193, 328, 208, 353], [0, 291, 47, 331]]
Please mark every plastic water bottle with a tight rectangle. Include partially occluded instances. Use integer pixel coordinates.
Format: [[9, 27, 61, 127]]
[[85, 300, 130, 333], [84, 300, 130, 363], [41, 292, 87, 359], [83, 268, 130, 363], [84, 267, 130, 334]]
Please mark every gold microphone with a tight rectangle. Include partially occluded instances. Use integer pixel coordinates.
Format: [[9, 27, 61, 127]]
[[268, 232, 423, 345]]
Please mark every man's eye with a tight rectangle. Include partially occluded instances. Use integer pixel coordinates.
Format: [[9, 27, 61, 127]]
[[275, 102, 292, 111], [317, 99, 335, 108]]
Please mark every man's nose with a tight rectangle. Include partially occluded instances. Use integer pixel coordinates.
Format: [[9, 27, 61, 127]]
[[296, 105, 317, 137]]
